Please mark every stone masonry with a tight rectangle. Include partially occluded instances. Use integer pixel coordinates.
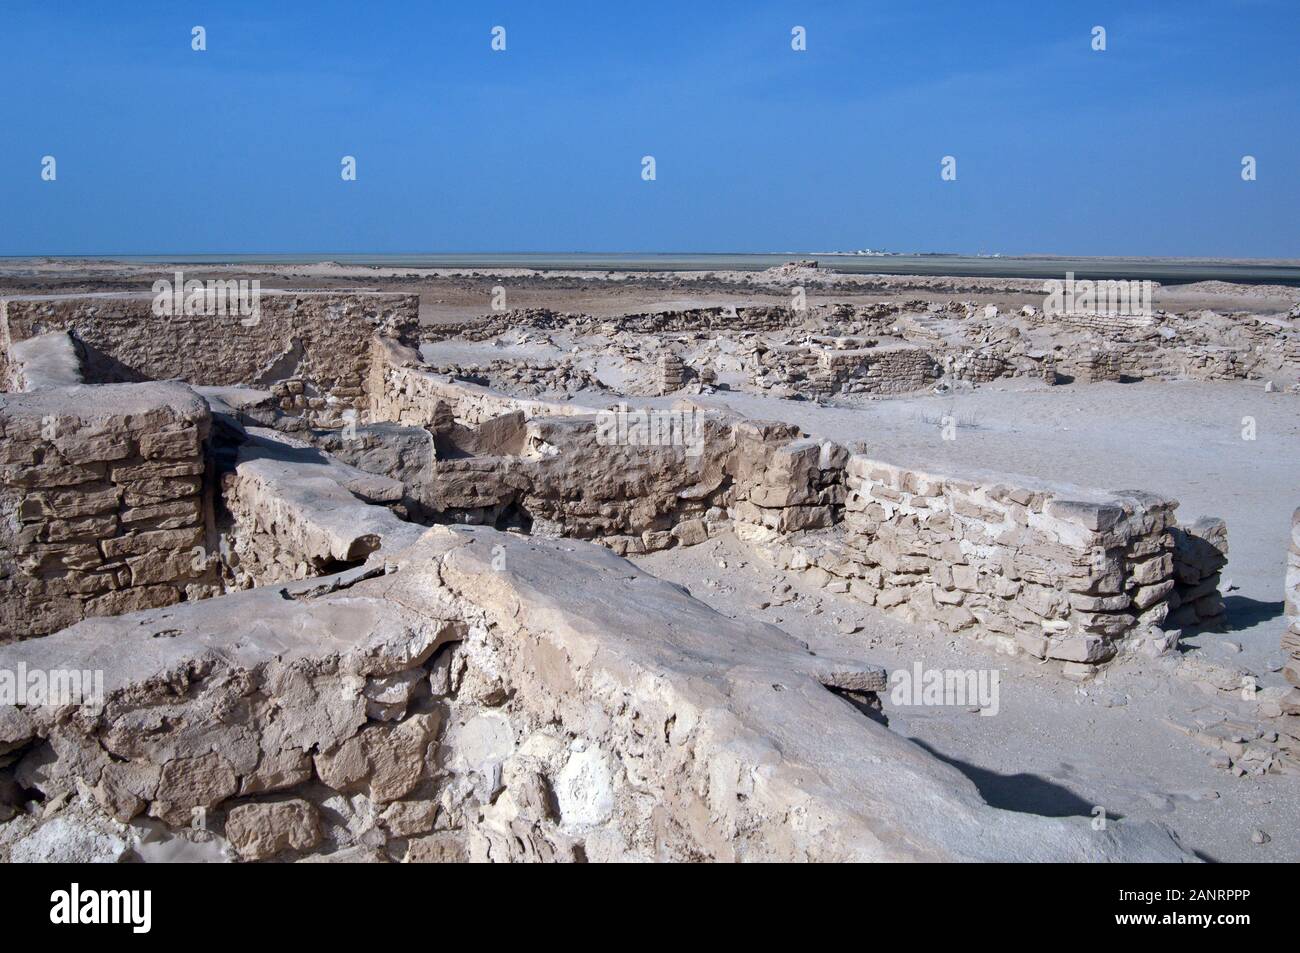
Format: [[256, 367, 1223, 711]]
[[1, 291, 421, 425], [1285, 507, 1300, 707], [0, 382, 216, 641]]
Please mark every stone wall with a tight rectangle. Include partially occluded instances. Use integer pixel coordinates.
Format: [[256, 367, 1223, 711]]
[[1285, 507, 1300, 706], [730, 422, 846, 535], [428, 413, 733, 555], [3, 331, 84, 392], [0, 525, 1191, 862], [366, 342, 1225, 670], [1065, 347, 1125, 384], [422, 357, 607, 399], [2, 291, 420, 423], [368, 337, 604, 428], [950, 346, 1011, 384], [425, 305, 818, 342], [1045, 311, 1159, 336], [838, 460, 1192, 665], [750, 343, 941, 396], [1168, 518, 1229, 629], [732, 437, 1223, 671], [0, 382, 216, 641]]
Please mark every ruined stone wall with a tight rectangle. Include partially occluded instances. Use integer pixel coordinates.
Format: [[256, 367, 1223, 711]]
[[729, 422, 846, 535], [216, 432, 423, 590], [3, 331, 84, 392], [1063, 347, 1125, 383], [426, 305, 817, 342], [1285, 508, 1300, 704], [1168, 518, 1228, 629], [823, 346, 941, 394], [0, 383, 216, 641], [835, 460, 1190, 664], [751, 343, 941, 396], [0, 526, 1190, 862], [950, 346, 1011, 384], [730, 434, 1220, 669], [366, 337, 1225, 670], [369, 337, 604, 428], [424, 358, 606, 399], [1, 292, 420, 423], [430, 414, 733, 555], [1043, 312, 1159, 337]]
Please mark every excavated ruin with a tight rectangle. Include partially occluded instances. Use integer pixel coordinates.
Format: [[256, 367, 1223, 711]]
[[2, 284, 1298, 862]]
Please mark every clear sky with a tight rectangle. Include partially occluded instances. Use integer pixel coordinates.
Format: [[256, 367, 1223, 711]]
[[2, 0, 1296, 258]]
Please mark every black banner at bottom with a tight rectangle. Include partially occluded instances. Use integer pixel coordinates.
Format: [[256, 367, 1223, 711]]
[[0, 860, 1277, 940]]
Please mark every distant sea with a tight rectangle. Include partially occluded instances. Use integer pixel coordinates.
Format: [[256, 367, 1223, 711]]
[[27, 253, 1300, 287]]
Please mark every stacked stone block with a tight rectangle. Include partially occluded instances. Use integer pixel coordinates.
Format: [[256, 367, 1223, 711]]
[[1167, 517, 1229, 629], [657, 353, 686, 395], [729, 422, 846, 537], [753, 344, 940, 396], [0, 382, 215, 640], [838, 461, 1187, 664], [950, 347, 1010, 384], [729, 432, 1217, 671], [1069, 347, 1125, 383]]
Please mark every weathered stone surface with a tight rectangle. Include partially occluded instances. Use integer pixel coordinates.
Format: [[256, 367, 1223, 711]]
[[0, 526, 1192, 863], [219, 429, 424, 589], [224, 799, 321, 861]]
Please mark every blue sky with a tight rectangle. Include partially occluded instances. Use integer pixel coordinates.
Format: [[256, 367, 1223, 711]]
[[1, 1, 1296, 257]]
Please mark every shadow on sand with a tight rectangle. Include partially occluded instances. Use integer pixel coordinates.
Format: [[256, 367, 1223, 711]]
[[909, 738, 1101, 818], [1221, 596, 1285, 632]]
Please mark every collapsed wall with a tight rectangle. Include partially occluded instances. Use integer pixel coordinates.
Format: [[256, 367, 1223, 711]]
[[1, 291, 421, 424], [0, 525, 1193, 862], [0, 383, 216, 641]]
